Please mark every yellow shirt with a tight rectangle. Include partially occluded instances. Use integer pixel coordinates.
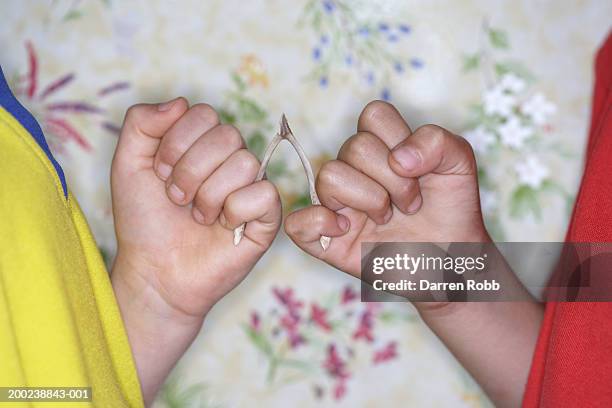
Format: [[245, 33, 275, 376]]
[[0, 104, 143, 407]]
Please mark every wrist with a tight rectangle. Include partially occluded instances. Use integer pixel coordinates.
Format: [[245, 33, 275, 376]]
[[111, 253, 205, 405]]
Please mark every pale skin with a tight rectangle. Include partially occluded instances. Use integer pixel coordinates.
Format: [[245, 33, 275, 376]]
[[111, 98, 542, 407]]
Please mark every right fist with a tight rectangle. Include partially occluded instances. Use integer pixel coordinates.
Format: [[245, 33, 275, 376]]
[[284, 101, 490, 278]]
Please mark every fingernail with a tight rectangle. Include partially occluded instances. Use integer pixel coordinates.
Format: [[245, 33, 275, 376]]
[[168, 183, 185, 202], [157, 162, 172, 181], [158, 98, 178, 111], [392, 147, 420, 171], [192, 207, 205, 224], [337, 214, 350, 232], [383, 206, 393, 223], [406, 195, 422, 214]]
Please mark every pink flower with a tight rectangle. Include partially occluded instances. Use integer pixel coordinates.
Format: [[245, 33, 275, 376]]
[[341, 285, 358, 304], [352, 309, 375, 343], [310, 303, 332, 331], [280, 313, 305, 348], [250, 311, 260, 331], [373, 341, 398, 364], [274, 287, 307, 348], [333, 380, 347, 400], [323, 344, 350, 380], [273, 287, 303, 318], [323, 344, 351, 400]]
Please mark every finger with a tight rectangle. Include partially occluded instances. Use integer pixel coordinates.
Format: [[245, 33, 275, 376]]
[[338, 131, 422, 214], [192, 149, 260, 225], [166, 124, 245, 205], [221, 181, 281, 249], [316, 160, 391, 224], [115, 97, 189, 165], [284, 205, 350, 254], [357, 100, 412, 148], [388, 124, 477, 178], [154, 103, 219, 181]]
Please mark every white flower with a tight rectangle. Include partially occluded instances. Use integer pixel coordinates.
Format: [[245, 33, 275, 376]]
[[479, 188, 497, 213], [464, 126, 495, 154], [515, 156, 549, 189], [499, 73, 526, 94], [521, 92, 556, 125], [498, 116, 533, 149], [483, 85, 517, 117]]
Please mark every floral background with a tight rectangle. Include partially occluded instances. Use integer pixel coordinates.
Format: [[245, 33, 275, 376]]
[[1, 0, 610, 407]]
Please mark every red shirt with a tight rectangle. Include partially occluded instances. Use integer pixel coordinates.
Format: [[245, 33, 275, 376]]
[[523, 31, 612, 407]]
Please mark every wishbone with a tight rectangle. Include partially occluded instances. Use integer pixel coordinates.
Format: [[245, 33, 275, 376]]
[[233, 114, 331, 251]]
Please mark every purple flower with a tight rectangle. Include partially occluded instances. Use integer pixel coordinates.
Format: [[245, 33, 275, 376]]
[[312, 47, 322, 61], [378, 22, 390, 32], [394, 61, 404, 73], [319, 76, 328, 87], [398, 24, 411, 34], [357, 26, 370, 37], [410, 58, 424, 69], [387, 34, 399, 43], [322, 0, 335, 13], [365, 71, 375, 85], [320, 34, 329, 45], [381, 88, 391, 101]]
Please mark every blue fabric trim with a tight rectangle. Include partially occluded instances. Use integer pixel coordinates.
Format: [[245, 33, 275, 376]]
[[0, 66, 68, 197]]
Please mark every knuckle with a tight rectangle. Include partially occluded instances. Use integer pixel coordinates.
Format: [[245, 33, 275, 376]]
[[173, 158, 199, 185], [372, 191, 391, 213], [284, 215, 302, 236], [217, 124, 244, 150], [359, 100, 395, 128], [258, 180, 280, 205], [235, 149, 260, 175], [316, 160, 342, 188], [419, 124, 447, 145], [341, 132, 376, 161], [194, 185, 214, 209], [189, 103, 219, 126], [124, 103, 145, 122], [157, 144, 181, 166], [395, 179, 418, 199]]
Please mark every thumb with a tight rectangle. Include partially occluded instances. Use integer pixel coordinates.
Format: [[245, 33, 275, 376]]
[[115, 97, 189, 164], [388, 124, 477, 178]]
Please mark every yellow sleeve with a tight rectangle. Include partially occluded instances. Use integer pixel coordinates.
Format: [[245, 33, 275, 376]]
[[0, 106, 144, 408]]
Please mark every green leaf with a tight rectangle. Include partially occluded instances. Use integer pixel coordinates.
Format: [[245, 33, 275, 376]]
[[488, 28, 510, 49], [265, 159, 288, 180], [510, 185, 541, 219], [218, 109, 236, 125], [378, 310, 417, 323], [237, 98, 267, 123], [289, 193, 312, 211], [494, 60, 534, 81], [159, 377, 212, 408], [230, 72, 246, 92], [278, 358, 315, 372], [462, 53, 481, 72], [63, 10, 83, 21], [244, 325, 274, 357], [246, 130, 267, 158]]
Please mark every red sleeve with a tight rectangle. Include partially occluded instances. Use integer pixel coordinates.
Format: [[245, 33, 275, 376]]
[[523, 30, 612, 408]]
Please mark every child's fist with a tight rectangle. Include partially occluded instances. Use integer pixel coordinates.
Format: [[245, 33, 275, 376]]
[[111, 98, 281, 320], [284, 101, 490, 277]]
